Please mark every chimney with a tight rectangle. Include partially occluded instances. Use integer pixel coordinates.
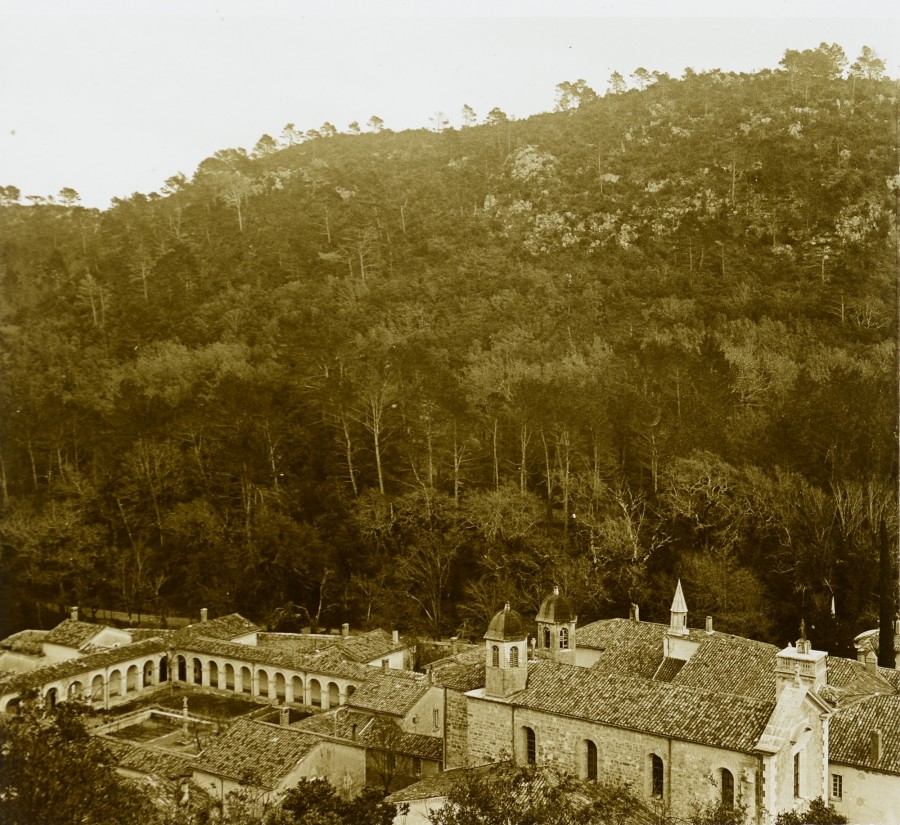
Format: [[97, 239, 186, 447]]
[[381, 658, 389, 671], [341, 623, 350, 638], [629, 603, 640, 622], [870, 730, 883, 763], [706, 616, 714, 634], [392, 629, 400, 645], [351, 723, 358, 742], [70, 606, 79, 622], [450, 636, 459, 655], [429, 668, 435, 684], [200, 608, 208, 623], [865, 651, 878, 673], [279, 707, 290, 727]]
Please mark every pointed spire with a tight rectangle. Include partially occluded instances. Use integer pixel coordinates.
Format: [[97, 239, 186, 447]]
[[671, 579, 688, 614]]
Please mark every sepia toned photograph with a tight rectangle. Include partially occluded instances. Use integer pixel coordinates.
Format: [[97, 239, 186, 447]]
[[0, 1, 898, 822]]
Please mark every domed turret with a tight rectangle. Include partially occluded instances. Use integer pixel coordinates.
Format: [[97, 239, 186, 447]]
[[484, 603, 528, 698], [536, 586, 577, 664], [484, 603, 525, 642]]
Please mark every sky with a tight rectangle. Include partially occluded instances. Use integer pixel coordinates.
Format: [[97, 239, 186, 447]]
[[1, 0, 898, 209]]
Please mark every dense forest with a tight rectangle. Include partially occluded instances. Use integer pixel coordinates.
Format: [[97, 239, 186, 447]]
[[0, 44, 897, 656]]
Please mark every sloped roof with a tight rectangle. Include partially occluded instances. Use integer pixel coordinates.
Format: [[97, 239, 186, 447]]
[[296, 710, 441, 761], [830, 693, 900, 774], [172, 614, 258, 645], [536, 587, 575, 624], [101, 737, 197, 779], [854, 627, 900, 655], [347, 670, 432, 716], [338, 629, 406, 663], [511, 660, 775, 753], [825, 657, 897, 704], [0, 637, 167, 695], [430, 659, 486, 693], [755, 682, 808, 754], [176, 636, 371, 681], [484, 605, 526, 642], [43, 619, 108, 649], [195, 718, 319, 789]]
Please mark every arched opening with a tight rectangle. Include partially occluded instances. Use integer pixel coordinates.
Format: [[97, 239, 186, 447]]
[[275, 672, 286, 700], [3, 696, 22, 713], [209, 660, 219, 688], [651, 754, 664, 798], [491, 645, 500, 667], [510, 646, 519, 667], [310, 679, 321, 707], [45, 687, 58, 709], [559, 627, 569, 649], [225, 663, 235, 691], [159, 656, 168, 682], [345, 684, 355, 700], [143, 660, 154, 687], [192, 658, 203, 685], [328, 682, 340, 708], [68, 681, 84, 700], [176, 656, 187, 682], [292, 676, 304, 703], [108, 670, 122, 698], [721, 768, 734, 809], [91, 674, 104, 703], [258, 669, 269, 697], [240, 666, 252, 694], [585, 740, 598, 781], [543, 627, 551, 649], [126, 665, 139, 692], [523, 726, 536, 765]]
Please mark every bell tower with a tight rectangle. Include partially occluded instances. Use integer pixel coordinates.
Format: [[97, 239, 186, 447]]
[[536, 586, 577, 665], [484, 603, 529, 698]]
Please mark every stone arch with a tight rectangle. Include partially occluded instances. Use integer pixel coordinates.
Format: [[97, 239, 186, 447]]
[[327, 682, 340, 708], [126, 664, 139, 692], [91, 674, 104, 703], [1, 695, 21, 713], [651, 753, 664, 798], [45, 687, 59, 709], [208, 660, 219, 688], [159, 656, 168, 682], [258, 669, 269, 698], [310, 678, 321, 707], [191, 657, 203, 685], [274, 672, 286, 700], [345, 684, 356, 700], [291, 676, 303, 703], [491, 645, 500, 667], [143, 659, 154, 687], [175, 655, 187, 682], [69, 680, 84, 700], [225, 663, 235, 691], [109, 670, 122, 698], [523, 726, 536, 765], [584, 740, 598, 781], [721, 768, 734, 809], [240, 666, 252, 694]]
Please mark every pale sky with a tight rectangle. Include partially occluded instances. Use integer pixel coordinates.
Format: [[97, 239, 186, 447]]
[[1, 0, 898, 209]]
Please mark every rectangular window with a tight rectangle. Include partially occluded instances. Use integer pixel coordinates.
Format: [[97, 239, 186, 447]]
[[793, 752, 801, 798], [433, 708, 439, 731], [831, 774, 843, 800]]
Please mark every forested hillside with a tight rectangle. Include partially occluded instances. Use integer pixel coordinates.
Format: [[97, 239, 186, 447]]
[[1, 45, 897, 655]]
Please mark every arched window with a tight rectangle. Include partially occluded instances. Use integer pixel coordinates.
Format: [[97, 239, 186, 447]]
[[586, 740, 598, 781], [559, 627, 569, 649], [651, 754, 664, 798], [491, 645, 500, 667], [543, 626, 551, 649], [721, 769, 734, 809], [524, 727, 536, 765], [510, 646, 519, 667]]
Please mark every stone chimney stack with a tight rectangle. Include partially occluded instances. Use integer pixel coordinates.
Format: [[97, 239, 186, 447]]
[[279, 707, 290, 727], [351, 723, 358, 741], [629, 603, 640, 622], [381, 658, 389, 671], [706, 616, 714, 634], [200, 608, 208, 623], [70, 606, 79, 622], [341, 623, 350, 638], [450, 636, 459, 655], [392, 629, 400, 645], [871, 730, 883, 763]]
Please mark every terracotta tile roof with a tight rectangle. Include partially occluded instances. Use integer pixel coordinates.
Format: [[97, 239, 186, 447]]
[[825, 657, 897, 704], [580, 620, 667, 679], [0, 629, 48, 654], [195, 718, 319, 789], [177, 637, 371, 681], [338, 629, 406, 663], [830, 693, 900, 774], [347, 670, 432, 716], [126, 628, 177, 643], [0, 638, 168, 695], [101, 737, 197, 779], [653, 657, 686, 682], [430, 660, 486, 693], [43, 619, 106, 649], [295, 707, 375, 738], [512, 660, 775, 753], [172, 614, 258, 645], [256, 633, 340, 655]]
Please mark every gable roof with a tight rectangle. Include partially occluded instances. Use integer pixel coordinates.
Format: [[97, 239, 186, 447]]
[[337, 629, 406, 663], [195, 718, 319, 789], [510, 660, 776, 753], [830, 693, 900, 774], [347, 670, 432, 716], [172, 614, 258, 645], [101, 737, 197, 779], [43, 619, 110, 649]]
